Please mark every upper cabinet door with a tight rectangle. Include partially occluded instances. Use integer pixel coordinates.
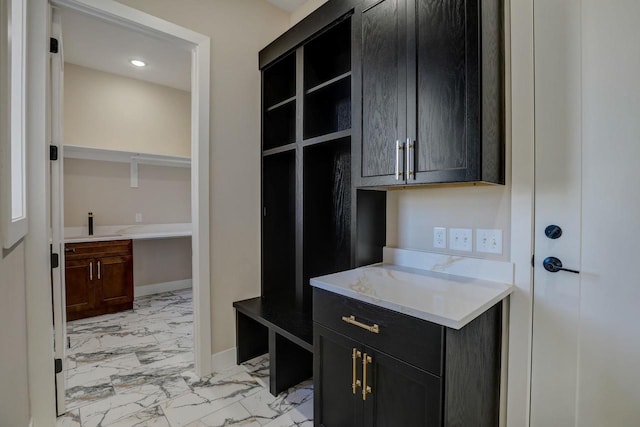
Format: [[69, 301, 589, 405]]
[[359, 0, 504, 187], [360, 0, 407, 187], [408, 0, 478, 183]]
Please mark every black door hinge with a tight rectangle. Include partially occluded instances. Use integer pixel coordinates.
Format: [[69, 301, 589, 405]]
[[51, 252, 59, 269], [50, 37, 59, 54], [531, 254, 535, 268], [54, 358, 63, 374], [50, 144, 58, 161]]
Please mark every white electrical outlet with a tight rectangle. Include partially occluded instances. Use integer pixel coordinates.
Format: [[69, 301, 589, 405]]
[[476, 229, 503, 254], [433, 227, 447, 249], [449, 228, 473, 251], [135, 213, 143, 223]]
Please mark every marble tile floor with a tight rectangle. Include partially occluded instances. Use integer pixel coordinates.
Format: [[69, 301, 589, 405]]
[[56, 289, 313, 427]]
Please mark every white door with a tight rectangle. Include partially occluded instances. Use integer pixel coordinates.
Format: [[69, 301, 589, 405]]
[[50, 7, 67, 416], [531, 1, 640, 426]]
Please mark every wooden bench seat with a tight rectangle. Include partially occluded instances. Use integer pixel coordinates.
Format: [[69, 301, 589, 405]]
[[233, 297, 313, 395]]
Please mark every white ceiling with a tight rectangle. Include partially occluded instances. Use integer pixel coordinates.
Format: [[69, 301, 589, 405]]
[[265, 0, 309, 12], [59, 7, 191, 92]]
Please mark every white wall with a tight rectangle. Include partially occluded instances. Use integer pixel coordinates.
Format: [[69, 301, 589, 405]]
[[64, 63, 191, 157], [64, 158, 191, 227], [387, 184, 511, 261], [116, 0, 291, 353], [0, 244, 31, 427], [133, 237, 191, 287], [290, 0, 328, 26]]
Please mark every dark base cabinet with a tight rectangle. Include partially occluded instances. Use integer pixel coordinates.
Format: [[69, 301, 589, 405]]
[[313, 288, 502, 427], [65, 240, 133, 321], [315, 324, 441, 427]]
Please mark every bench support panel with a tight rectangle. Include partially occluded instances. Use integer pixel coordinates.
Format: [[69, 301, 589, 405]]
[[270, 330, 313, 395], [236, 311, 269, 363]]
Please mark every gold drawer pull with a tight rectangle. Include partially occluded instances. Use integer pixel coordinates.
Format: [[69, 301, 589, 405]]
[[341, 315, 380, 334], [352, 348, 362, 394], [362, 353, 372, 401]]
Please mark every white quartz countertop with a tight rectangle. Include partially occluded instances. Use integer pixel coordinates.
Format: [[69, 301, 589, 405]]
[[64, 223, 191, 244], [310, 263, 514, 329]]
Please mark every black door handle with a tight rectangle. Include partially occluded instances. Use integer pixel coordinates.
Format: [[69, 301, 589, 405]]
[[543, 256, 579, 274], [544, 225, 563, 239]]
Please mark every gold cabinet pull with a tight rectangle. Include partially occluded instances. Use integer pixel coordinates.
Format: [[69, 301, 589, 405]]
[[352, 348, 362, 394], [97, 261, 101, 280], [362, 353, 372, 401], [406, 138, 415, 179], [89, 261, 93, 281], [341, 315, 380, 334]]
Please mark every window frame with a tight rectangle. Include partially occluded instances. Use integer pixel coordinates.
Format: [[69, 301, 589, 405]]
[[1, 0, 28, 249]]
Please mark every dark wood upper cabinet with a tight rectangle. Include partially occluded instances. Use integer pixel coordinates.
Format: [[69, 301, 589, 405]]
[[361, 0, 406, 184], [359, 0, 504, 187]]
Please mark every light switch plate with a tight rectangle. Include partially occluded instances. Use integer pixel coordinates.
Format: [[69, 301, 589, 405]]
[[433, 227, 447, 249], [135, 213, 143, 223], [450, 228, 472, 251], [476, 229, 503, 254]]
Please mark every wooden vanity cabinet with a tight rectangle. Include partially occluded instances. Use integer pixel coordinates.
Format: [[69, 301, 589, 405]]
[[65, 240, 133, 321], [313, 288, 502, 427]]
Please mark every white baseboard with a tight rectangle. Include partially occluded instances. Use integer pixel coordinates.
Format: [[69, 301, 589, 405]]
[[211, 347, 237, 372], [134, 279, 192, 297]]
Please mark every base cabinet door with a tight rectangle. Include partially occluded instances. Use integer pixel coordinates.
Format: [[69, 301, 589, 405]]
[[314, 325, 362, 427], [314, 324, 441, 427], [65, 258, 96, 317], [363, 347, 441, 427], [96, 255, 133, 308]]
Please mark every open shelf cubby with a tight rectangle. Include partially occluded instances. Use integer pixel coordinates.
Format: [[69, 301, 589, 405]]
[[264, 100, 296, 150], [263, 53, 296, 108], [304, 18, 351, 90], [303, 137, 352, 307], [262, 150, 296, 303], [304, 76, 351, 140]]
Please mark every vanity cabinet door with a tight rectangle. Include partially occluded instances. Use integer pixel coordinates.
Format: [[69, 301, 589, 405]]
[[65, 257, 96, 319], [363, 347, 441, 427], [95, 254, 133, 309], [314, 321, 442, 427], [314, 324, 363, 427]]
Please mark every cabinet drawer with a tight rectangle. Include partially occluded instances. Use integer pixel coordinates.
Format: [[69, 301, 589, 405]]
[[65, 240, 132, 259], [313, 288, 444, 376]]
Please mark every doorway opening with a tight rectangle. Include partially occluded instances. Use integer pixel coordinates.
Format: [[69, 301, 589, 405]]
[[49, 0, 211, 419]]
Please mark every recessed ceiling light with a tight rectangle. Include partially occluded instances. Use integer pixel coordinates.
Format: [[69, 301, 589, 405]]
[[130, 59, 146, 67]]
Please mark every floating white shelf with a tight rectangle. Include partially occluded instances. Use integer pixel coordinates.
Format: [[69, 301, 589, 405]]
[[63, 145, 191, 188]]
